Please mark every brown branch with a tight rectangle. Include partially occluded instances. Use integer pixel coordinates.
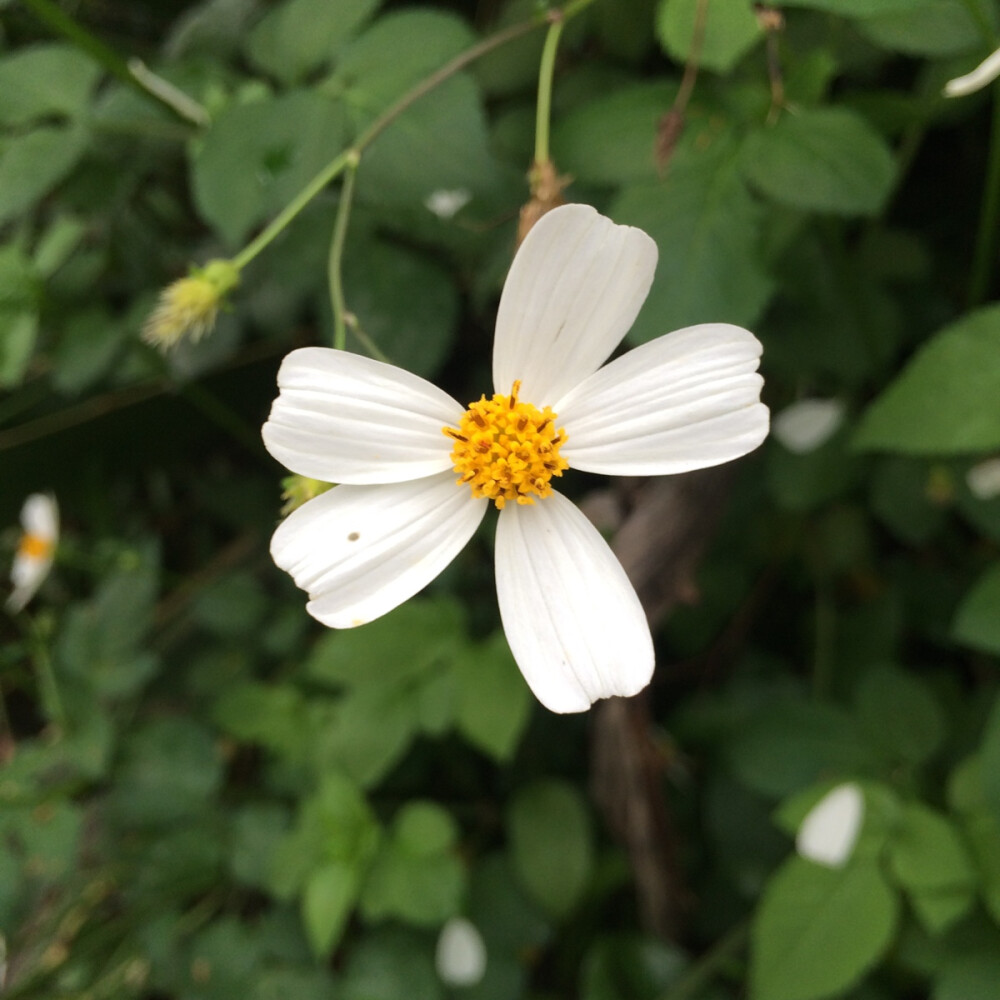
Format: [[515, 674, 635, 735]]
[[588, 466, 736, 941]]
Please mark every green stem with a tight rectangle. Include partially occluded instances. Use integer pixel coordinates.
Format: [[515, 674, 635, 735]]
[[534, 14, 567, 166], [19, 0, 207, 126], [968, 82, 1000, 306], [231, 12, 545, 272], [658, 921, 749, 1000], [329, 153, 361, 351], [26, 618, 65, 731], [347, 318, 390, 363]]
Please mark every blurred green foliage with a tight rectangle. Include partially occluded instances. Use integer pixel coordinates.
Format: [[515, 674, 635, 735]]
[[2, 0, 1000, 998]]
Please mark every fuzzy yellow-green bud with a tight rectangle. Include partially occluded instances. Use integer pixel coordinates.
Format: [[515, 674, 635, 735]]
[[142, 259, 240, 350], [280, 475, 334, 515]]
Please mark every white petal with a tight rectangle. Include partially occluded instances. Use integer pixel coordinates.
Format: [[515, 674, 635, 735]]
[[796, 783, 865, 868], [271, 472, 486, 628], [556, 324, 769, 476], [493, 203, 657, 406], [944, 45, 1000, 97], [967, 457, 1000, 500], [262, 347, 463, 484], [773, 398, 845, 454], [435, 918, 487, 987], [6, 553, 54, 613], [20, 493, 58, 540], [494, 491, 653, 713]]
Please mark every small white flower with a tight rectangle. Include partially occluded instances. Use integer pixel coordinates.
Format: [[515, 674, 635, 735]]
[[262, 204, 769, 713], [7, 493, 59, 613], [425, 189, 471, 220], [435, 917, 487, 987], [944, 46, 1000, 97], [796, 782, 864, 868], [966, 457, 1000, 501], [772, 398, 845, 454]]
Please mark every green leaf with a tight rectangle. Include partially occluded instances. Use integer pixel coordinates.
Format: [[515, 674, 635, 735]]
[[339, 927, 444, 1000], [854, 665, 945, 766], [304, 861, 361, 956], [934, 951, 1000, 1000], [192, 91, 347, 247], [360, 803, 464, 927], [656, 0, 763, 74], [610, 141, 773, 342], [870, 458, 945, 545], [507, 780, 593, 919], [230, 803, 291, 890], [910, 884, 975, 936], [553, 81, 678, 186], [0, 44, 102, 126], [0, 125, 89, 225], [854, 305, 1000, 454], [329, 8, 476, 110], [342, 235, 460, 379], [979, 695, 1000, 824], [581, 933, 687, 1000], [454, 631, 531, 762], [245, 0, 378, 83], [213, 681, 307, 759], [856, 1, 984, 56], [953, 565, 1000, 655], [751, 856, 899, 1000], [728, 701, 872, 798], [778, 0, 931, 13], [741, 108, 896, 216], [888, 802, 975, 892], [50, 306, 129, 395], [949, 756, 1000, 924]]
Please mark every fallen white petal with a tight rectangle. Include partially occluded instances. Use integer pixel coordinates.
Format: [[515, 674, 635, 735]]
[[272, 473, 486, 628], [495, 491, 654, 713], [772, 398, 845, 454], [493, 203, 657, 406], [967, 457, 1000, 500], [796, 783, 865, 868], [425, 188, 471, 219], [6, 494, 59, 614], [944, 45, 1000, 97], [556, 324, 768, 475], [262, 347, 463, 485], [435, 918, 487, 987]]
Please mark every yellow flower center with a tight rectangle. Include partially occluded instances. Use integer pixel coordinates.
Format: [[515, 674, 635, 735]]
[[18, 533, 53, 560], [444, 381, 568, 510]]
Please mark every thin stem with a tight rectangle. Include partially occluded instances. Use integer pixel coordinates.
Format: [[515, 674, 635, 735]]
[[534, 13, 567, 166], [19, 0, 207, 126], [658, 921, 749, 1000], [231, 14, 544, 272], [328, 154, 361, 351], [26, 618, 66, 731], [968, 82, 1000, 306], [347, 315, 390, 363]]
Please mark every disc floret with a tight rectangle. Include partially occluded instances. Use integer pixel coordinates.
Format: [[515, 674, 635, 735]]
[[445, 380, 568, 509]]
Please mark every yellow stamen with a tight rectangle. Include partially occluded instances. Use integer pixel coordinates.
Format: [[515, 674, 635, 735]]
[[444, 380, 568, 509], [19, 533, 53, 560]]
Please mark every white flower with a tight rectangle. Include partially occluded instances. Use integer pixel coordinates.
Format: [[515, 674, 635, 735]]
[[435, 917, 487, 987], [944, 46, 1000, 97], [7, 493, 59, 613], [772, 398, 844, 454], [262, 204, 769, 713], [796, 782, 864, 868], [425, 188, 471, 220], [966, 456, 1000, 501]]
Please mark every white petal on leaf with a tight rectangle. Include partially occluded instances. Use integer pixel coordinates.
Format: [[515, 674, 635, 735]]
[[796, 782, 865, 868], [262, 347, 463, 485], [967, 457, 1000, 500], [495, 491, 654, 714], [493, 203, 657, 406], [435, 918, 487, 987], [773, 398, 845, 454], [556, 323, 769, 475], [272, 473, 487, 629], [944, 45, 1000, 97]]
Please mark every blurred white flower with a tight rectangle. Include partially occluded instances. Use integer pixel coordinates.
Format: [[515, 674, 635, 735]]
[[7, 493, 59, 613], [262, 204, 769, 713], [425, 189, 471, 220], [796, 782, 864, 868], [944, 47, 1000, 97], [966, 457, 1000, 501], [435, 917, 487, 987], [772, 398, 845, 454]]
